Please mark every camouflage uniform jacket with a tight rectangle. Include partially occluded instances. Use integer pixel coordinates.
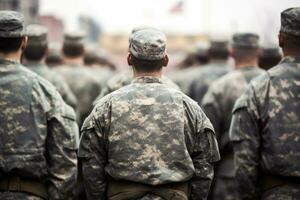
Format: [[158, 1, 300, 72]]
[[189, 62, 231, 104], [26, 63, 77, 109], [0, 59, 79, 199], [167, 66, 205, 94], [230, 57, 300, 199], [55, 64, 102, 126], [202, 66, 264, 177], [96, 69, 180, 101], [79, 76, 220, 200]]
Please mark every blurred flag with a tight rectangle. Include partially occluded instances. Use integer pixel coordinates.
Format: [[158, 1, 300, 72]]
[[170, 0, 185, 15]]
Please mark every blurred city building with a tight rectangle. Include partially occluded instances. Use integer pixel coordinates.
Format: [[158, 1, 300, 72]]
[[79, 15, 102, 43], [0, 0, 39, 24], [39, 15, 64, 43]]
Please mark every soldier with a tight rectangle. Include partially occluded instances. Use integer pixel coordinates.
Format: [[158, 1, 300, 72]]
[[23, 24, 77, 109], [259, 47, 282, 70], [45, 48, 63, 67], [55, 32, 102, 126], [84, 48, 114, 87], [202, 33, 265, 200], [95, 27, 180, 101], [230, 7, 300, 199], [167, 41, 210, 94], [79, 29, 220, 200], [189, 40, 231, 103], [0, 11, 78, 199]]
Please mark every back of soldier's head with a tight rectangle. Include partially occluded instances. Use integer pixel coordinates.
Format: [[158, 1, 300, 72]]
[[46, 48, 63, 67], [23, 24, 48, 61], [62, 32, 85, 58], [0, 11, 25, 54], [128, 29, 168, 73], [279, 8, 300, 51], [231, 33, 260, 61], [208, 40, 229, 60], [259, 47, 282, 70]]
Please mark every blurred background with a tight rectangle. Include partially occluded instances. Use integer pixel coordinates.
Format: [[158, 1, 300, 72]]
[[0, 0, 299, 69]]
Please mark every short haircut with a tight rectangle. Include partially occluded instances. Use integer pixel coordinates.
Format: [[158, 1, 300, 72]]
[[0, 37, 23, 53], [62, 42, 84, 58], [131, 55, 164, 72], [23, 43, 47, 61], [281, 32, 300, 49], [233, 47, 259, 60], [208, 48, 229, 60], [84, 52, 98, 65], [259, 51, 282, 70]]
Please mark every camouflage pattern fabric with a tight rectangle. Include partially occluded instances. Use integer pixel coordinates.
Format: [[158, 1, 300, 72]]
[[229, 56, 300, 199], [202, 66, 265, 200], [55, 64, 102, 126], [129, 29, 166, 60], [95, 69, 180, 101], [0, 59, 78, 199], [189, 62, 231, 104], [167, 66, 205, 94], [79, 76, 220, 200], [280, 7, 300, 36], [0, 11, 25, 37], [26, 63, 77, 109]]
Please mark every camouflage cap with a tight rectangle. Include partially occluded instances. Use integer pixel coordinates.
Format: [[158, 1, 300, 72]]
[[281, 7, 300, 36], [210, 40, 229, 51], [26, 24, 48, 45], [0, 10, 25, 38], [64, 31, 85, 44], [232, 33, 260, 49], [129, 29, 167, 60]]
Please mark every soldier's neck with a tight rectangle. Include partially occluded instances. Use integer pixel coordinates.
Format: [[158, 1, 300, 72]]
[[0, 51, 22, 62], [283, 49, 300, 58], [235, 59, 258, 69], [133, 70, 162, 78], [64, 57, 84, 65]]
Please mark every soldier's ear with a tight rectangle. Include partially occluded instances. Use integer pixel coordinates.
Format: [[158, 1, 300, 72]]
[[21, 36, 28, 51], [127, 53, 133, 66], [163, 55, 169, 67], [278, 33, 284, 48]]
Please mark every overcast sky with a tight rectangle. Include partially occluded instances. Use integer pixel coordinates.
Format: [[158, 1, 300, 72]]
[[40, 0, 299, 43]]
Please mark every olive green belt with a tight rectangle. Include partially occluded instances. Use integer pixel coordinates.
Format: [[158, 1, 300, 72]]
[[108, 179, 189, 200], [0, 176, 48, 199]]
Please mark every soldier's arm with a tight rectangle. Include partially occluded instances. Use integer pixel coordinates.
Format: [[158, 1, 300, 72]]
[[202, 86, 223, 143], [229, 90, 260, 199], [38, 80, 79, 199], [190, 109, 220, 200], [78, 101, 110, 199]]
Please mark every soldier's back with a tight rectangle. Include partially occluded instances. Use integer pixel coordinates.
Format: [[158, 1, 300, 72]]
[[56, 64, 101, 125]]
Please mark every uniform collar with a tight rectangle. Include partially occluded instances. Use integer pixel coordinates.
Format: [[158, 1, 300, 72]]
[[280, 56, 300, 65], [0, 58, 21, 71], [132, 76, 163, 84]]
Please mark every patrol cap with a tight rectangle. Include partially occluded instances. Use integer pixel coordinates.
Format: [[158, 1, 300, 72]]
[[26, 24, 48, 45], [281, 7, 300, 36], [129, 29, 167, 61], [210, 40, 229, 50], [0, 10, 25, 38], [232, 33, 260, 49], [131, 26, 157, 34], [63, 31, 85, 44]]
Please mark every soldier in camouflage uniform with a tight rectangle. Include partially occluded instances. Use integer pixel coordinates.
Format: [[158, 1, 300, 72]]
[[55, 32, 102, 126], [0, 11, 78, 200], [95, 27, 180, 101], [79, 29, 220, 200], [229, 7, 300, 199], [23, 24, 77, 109], [189, 41, 231, 104], [202, 33, 265, 200]]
